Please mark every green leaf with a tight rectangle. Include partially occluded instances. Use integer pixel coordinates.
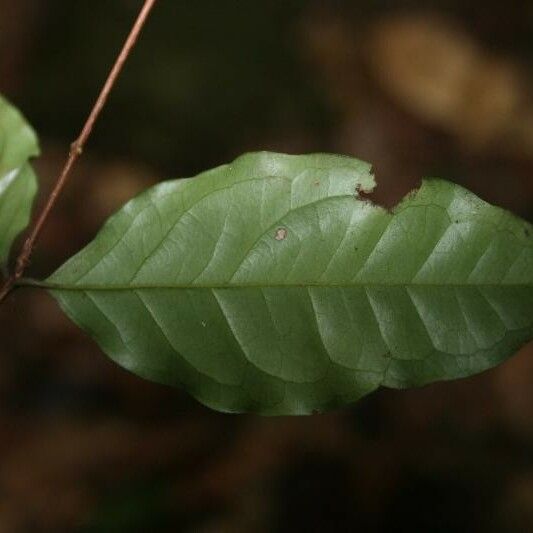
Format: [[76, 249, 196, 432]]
[[48, 152, 533, 415], [0, 94, 40, 265]]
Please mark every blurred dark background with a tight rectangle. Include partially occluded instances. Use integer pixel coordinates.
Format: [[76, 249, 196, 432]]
[[1, 1, 533, 531]]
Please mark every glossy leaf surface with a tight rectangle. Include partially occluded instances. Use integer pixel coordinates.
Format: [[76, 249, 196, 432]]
[[49, 153, 533, 414], [0, 94, 39, 264]]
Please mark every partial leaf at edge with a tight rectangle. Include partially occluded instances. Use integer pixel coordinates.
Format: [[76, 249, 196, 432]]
[[0, 93, 40, 264], [48, 152, 533, 415]]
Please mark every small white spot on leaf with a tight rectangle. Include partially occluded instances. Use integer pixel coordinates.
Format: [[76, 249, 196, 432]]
[[275, 227, 288, 241]]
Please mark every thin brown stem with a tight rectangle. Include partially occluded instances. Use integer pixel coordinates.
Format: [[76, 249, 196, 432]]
[[0, 0, 157, 303]]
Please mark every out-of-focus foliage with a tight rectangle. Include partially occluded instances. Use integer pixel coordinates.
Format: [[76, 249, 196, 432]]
[[366, 15, 533, 152]]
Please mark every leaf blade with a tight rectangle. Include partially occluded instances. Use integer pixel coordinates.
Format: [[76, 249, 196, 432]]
[[49, 152, 533, 414], [0, 94, 40, 264]]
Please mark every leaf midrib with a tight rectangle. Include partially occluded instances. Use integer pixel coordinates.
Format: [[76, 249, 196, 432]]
[[41, 281, 532, 291]]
